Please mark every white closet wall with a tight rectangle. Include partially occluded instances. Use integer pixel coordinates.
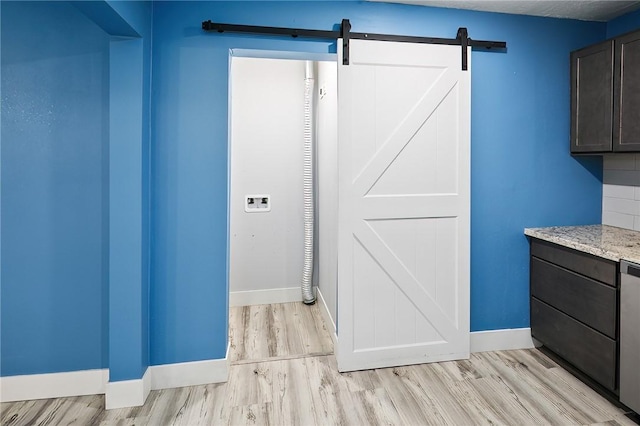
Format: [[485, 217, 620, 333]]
[[317, 61, 339, 325], [229, 57, 306, 297]]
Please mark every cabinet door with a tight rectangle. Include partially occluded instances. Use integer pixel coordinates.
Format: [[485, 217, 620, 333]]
[[614, 31, 640, 152], [571, 40, 614, 153]]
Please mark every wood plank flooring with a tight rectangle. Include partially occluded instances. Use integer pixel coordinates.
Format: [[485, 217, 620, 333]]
[[1, 302, 636, 426], [229, 302, 334, 364]]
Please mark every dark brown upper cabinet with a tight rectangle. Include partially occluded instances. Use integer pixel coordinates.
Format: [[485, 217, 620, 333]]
[[571, 30, 640, 154], [613, 31, 640, 152], [571, 40, 614, 154]]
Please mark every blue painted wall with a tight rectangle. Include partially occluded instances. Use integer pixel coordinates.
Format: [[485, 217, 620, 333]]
[[121, 1, 153, 381], [0, 0, 613, 377], [105, 0, 153, 383], [1, 1, 110, 375], [607, 8, 640, 38], [76, 0, 153, 381], [150, 1, 605, 366], [112, 1, 153, 382], [1, 0, 153, 380], [109, 37, 147, 381]]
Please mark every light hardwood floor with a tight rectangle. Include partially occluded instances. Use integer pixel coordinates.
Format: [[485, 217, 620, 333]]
[[1, 302, 636, 426], [229, 302, 334, 364]]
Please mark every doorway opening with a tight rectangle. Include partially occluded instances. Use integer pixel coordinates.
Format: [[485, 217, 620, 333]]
[[228, 51, 338, 364]]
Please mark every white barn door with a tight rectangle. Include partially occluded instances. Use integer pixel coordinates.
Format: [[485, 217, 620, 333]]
[[336, 39, 470, 372]]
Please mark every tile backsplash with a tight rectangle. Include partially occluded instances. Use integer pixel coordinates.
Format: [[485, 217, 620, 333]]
[[602, 154, 640, 231]]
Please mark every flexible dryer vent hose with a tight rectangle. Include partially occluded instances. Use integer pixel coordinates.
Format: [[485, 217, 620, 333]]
[[302, 61, 316, 305]]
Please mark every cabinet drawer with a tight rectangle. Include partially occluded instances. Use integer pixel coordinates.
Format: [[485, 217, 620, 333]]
[[531, 257, 617, 338], [531, 239, 617, 287], [531, 298, 617, 391]]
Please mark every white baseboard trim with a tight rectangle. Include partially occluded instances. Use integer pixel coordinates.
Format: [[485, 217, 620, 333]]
[[0, 368, 109, 403], [0, 346, 230, 408], [150, 342, 230, 390], [470, 327, 535, 353], [317, 288, 337, 348], [105, 368, 151, 410], [230, 287, 302, 306]]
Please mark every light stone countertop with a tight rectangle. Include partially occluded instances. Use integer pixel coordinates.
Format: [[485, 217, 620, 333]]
[[524, 224, 640, 264]]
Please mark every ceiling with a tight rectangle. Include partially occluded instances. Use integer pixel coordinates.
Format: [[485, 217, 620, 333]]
[[369, 1, 640, 21]]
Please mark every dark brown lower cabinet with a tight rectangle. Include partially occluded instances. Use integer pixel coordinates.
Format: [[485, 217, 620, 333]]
[[529, 239, 620, 394]]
